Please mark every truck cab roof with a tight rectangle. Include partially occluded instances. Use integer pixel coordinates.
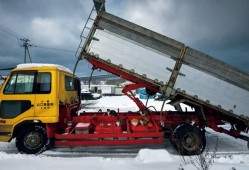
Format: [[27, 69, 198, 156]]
[[15, 63, 73, 74]]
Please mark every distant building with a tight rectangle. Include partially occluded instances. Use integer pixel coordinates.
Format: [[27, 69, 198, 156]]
[[79, 74, 121, 85], [81, 85, 123, 96], [80, 74, 128, 96]]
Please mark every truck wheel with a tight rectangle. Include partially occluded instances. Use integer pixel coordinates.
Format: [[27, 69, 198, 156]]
[[170, 124, 206, 155], [16, 125, 48, 154]]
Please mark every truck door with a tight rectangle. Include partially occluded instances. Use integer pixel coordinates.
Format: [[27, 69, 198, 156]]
[[0, 71, 36, 140], [34, 72, 55, 118]]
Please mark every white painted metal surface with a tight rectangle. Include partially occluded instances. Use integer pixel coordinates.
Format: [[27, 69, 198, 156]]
[[89, 29, 249, 117], [175, 64, 249, 116], [89, 30, 175, 84]]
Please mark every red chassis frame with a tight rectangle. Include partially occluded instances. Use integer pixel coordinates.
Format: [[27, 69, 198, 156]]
[[53, 111, 199, 146], [46, 56, 249, 147], [49, 83, 199, 147]]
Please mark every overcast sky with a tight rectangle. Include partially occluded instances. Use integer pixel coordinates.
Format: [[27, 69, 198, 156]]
[[0, 0, 249, 77]]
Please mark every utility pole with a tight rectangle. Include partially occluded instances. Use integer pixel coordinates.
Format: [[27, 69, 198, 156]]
[[19, 38, 33, 63]]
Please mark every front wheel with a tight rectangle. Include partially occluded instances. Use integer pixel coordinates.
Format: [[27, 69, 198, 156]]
[[170, 124, 206, 155], [16, 125, 48, 154]]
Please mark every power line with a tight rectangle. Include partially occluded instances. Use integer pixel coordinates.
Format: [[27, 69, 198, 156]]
[[35, 45, 75, 53], [0, 23, 33, 63], [0, 23, 24, 39], [0, 67, 15, 70], [0, 22, 76, 62]]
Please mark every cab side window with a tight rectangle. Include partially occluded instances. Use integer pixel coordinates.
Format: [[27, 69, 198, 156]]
[[65, 76, 76, 91], [36, 73, 51, 94], [4, 73, 35, 94]]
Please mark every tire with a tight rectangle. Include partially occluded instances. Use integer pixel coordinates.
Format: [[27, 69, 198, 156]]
[[170, 124, 206, 155], [16, 125, 48, 154]]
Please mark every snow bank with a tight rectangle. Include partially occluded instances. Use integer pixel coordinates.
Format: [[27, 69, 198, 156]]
[[136, 149, 175, 163], [81, 96, 139, 112], [80, 95, 176, 113]]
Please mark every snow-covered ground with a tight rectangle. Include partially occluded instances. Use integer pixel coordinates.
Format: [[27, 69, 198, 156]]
[[1, 95, 249, 170]]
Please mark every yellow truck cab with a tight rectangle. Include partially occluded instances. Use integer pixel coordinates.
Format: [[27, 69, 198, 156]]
[[0, 63, 80, 154]]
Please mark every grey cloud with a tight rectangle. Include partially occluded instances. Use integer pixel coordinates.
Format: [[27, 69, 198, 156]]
[[110, 0, 249, 72], [0, 0, 249, 77], [0, 0, 93, 76]]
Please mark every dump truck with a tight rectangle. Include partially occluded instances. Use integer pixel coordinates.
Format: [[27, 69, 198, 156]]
[[0, 0, 249, 155]]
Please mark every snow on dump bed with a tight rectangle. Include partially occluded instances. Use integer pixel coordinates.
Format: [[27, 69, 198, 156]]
[[17, 63, 73, 74]]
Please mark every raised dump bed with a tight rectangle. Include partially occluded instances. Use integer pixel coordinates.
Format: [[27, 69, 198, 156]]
[[72, 4, 249, 145], [78, 11, 249, 122]]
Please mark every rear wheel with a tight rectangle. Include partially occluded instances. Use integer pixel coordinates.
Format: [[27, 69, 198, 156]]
[[170, 124, 206, 155], [16, 125, 48, 154]]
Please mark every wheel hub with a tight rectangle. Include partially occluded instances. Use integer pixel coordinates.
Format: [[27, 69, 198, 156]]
[[24, 132, 43, 149], [183, 133, 198, 150]]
